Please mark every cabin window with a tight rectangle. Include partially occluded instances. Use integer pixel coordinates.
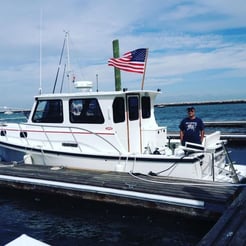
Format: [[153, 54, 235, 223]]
[[113, 97, 125, 123], [32, 100, 63, 123], [141, 96, 151, 119], [69, 98, 104, 124], [128, 96, 139, 121]]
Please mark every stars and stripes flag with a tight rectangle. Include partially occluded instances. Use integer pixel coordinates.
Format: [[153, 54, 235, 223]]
[[108, 48, 148, 74]]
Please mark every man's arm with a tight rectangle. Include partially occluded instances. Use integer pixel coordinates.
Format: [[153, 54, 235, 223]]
[[200, 130, 205, 144], [180, 130, 184, 143]]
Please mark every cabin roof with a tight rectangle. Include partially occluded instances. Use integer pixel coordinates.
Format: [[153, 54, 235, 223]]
[[35, 89, 161, 100]]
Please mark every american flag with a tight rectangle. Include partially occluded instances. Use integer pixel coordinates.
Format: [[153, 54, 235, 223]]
[[108, 48, 147, 74]]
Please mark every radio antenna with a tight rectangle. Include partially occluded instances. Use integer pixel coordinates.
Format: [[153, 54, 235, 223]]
[[39, 9, 43, 95]]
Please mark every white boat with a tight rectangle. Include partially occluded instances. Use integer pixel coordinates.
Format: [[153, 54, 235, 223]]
[[5, 234, 49, 246], [0, 80, 245, 183], [4, 110, 13, 115], [3, 106, 13, 115]]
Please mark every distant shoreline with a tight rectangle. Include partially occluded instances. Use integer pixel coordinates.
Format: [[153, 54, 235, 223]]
[[155, 99, 246, 107]]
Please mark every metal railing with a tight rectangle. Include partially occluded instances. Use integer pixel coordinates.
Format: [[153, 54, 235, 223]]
[[5, 123, 123, 155]]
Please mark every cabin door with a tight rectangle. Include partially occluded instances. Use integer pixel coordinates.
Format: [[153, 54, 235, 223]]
[[126, 94, 142, 153]]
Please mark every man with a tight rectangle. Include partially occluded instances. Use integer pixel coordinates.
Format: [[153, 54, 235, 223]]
[[179, 107, 205, 146]]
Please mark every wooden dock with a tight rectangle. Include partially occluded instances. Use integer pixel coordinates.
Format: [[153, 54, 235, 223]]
[[0, 163, 242, 220], [198, 187, 246, 245]]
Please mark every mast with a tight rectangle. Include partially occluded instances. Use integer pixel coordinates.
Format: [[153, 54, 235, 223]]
[[52, 33, 66, 93], [52, 31, 74, 93]]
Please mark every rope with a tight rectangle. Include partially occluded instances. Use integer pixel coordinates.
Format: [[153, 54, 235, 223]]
[[128, 171, 246, 187]]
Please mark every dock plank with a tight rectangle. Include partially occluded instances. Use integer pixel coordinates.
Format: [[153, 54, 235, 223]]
[[0, 163, 242, 219], [0, 164, 236, 202]]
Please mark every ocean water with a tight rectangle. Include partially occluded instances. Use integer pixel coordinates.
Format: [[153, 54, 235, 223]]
[[0, 103, 245, 245], [0, 189, 214, 246], [155, 102, 246, 133]]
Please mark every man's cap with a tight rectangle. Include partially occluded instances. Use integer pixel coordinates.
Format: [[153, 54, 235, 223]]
[[187, 106, 195, 111]]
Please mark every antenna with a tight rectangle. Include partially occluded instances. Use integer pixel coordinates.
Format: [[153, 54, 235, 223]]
[[65, 31, 72, 92], [39, 9, 43, 95], [96, 74, 98, 92]]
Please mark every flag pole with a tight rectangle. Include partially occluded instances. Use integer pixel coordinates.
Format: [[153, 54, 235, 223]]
[[141, 48, 149, 90], [112, 40, 121, 91]]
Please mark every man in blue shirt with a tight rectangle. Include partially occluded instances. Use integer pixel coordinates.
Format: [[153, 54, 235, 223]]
[[179, 107, 205, 146]]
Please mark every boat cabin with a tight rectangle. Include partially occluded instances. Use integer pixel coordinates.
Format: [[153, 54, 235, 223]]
[[27, 89, 167, 155]]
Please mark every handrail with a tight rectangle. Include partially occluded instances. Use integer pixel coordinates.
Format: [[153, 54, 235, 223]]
[[221, 141, 239, 183], [17, 124, 31, 146], [70, 126, 123, 155], [68, 127, 83, 152], [211, 153, 215, 182], [15, 123, 123, 155]]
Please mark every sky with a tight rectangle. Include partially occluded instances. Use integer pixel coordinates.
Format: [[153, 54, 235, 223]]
[[0, 0, 245, 108]]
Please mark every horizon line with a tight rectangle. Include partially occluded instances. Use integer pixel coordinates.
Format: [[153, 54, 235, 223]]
[[155, 99, 246, 107]]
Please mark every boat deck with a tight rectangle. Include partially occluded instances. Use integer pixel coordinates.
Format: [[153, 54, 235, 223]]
[[0, 163, 242, 219]]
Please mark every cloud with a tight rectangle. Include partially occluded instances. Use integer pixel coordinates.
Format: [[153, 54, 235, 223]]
[[0, 0, 245, 107]]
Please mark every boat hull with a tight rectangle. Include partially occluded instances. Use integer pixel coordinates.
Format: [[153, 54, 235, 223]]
[[0, 140, 243, 183]]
